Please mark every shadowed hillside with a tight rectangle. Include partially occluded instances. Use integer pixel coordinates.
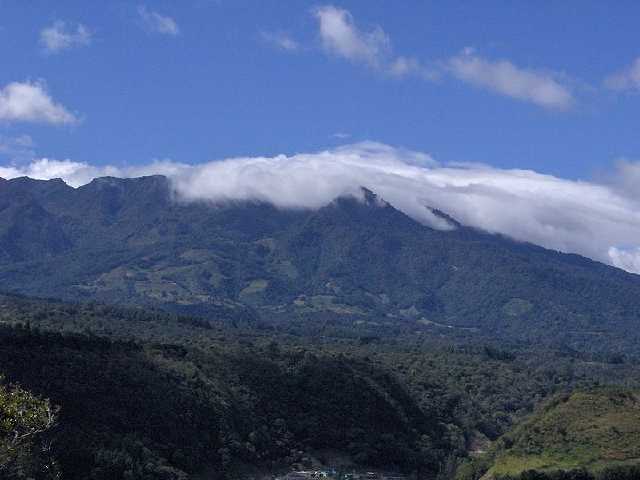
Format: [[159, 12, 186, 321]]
[[0, 322, 452, 479]]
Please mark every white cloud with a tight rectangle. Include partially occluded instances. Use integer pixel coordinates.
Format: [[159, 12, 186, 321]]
[[4, 142, 640, 274], [0, 81, 78, 125], [608, 247, 640, 274], [40, 21, 92, 53], [311, 6, 567, 107], [314, 5, 390, 68], [604, 57, 640, 91], [447, 49, 574, 110], [261, 31, 300, 51], [138, 6, 180, 36], [387, 56, 432, 80], [313, 5, 427, 78]]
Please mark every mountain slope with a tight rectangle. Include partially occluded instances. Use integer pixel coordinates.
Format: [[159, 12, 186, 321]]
[[2, 175, 640, 353], [482, 389, 640, 479]]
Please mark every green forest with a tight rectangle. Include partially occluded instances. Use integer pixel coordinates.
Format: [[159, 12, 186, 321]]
[[1, 293, 639, 480]]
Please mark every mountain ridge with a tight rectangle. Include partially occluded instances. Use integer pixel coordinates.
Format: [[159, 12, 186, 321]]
[[2, 175, 640, 354]]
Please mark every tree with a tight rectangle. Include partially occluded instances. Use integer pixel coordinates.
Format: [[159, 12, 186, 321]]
[[0, 379, 60, 479]]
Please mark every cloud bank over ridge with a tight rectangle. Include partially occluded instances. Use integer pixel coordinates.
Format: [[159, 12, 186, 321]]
[[2, 141, 640, 274]]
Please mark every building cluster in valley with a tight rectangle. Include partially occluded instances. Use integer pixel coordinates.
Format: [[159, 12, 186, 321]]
[[277, 470, 407, 480]]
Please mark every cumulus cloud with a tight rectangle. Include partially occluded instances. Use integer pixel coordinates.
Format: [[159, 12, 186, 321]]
[[0, 81, 78, 125], [3, 142, 640, 273], [447, 48, 574, 110], [261, 31, 300, 52], [314, 5, 390, 67], [40, 21, 92, 53], [313, 5, 427, 78], [604, 57, 640, 91], [311, 7, 570, 108], [138, 6, 180, 36]]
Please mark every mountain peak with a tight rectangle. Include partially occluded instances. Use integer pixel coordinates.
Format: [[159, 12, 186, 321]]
[[8, 176, 55, 185], [359, 186, 389, 207], [74, 175, 171, 216], [87, 176, 121, 186], [330, 187, 390, 209], [80, 175, 170, 198], [1, 177, 73, 201], [4, 176, 69, 188], [84, 174, 169, 188]]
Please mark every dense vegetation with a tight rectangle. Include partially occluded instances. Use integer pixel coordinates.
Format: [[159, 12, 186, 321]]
[[456, 390, 640, 480], [3, 176, 640, 355], [0, 309, 453, 479], [0, 379, 59, 479], [1, 293, 639, 479]]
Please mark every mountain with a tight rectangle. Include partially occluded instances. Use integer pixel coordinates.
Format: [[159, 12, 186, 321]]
[[2, 175, 640, 354], [473, 389, 640, 480]]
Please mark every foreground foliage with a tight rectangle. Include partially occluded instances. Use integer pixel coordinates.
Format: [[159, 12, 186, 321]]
[[0, 379, 59, 479]]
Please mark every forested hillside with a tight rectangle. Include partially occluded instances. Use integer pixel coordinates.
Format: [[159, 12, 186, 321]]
[[461, 390, 640, 480], [0, 323, 449, 479], [1, 294, 639, 479], [2, 176, 640, 355]]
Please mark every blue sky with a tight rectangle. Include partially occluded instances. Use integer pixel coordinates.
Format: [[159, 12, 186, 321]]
[[2, 1, 640, 179]]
